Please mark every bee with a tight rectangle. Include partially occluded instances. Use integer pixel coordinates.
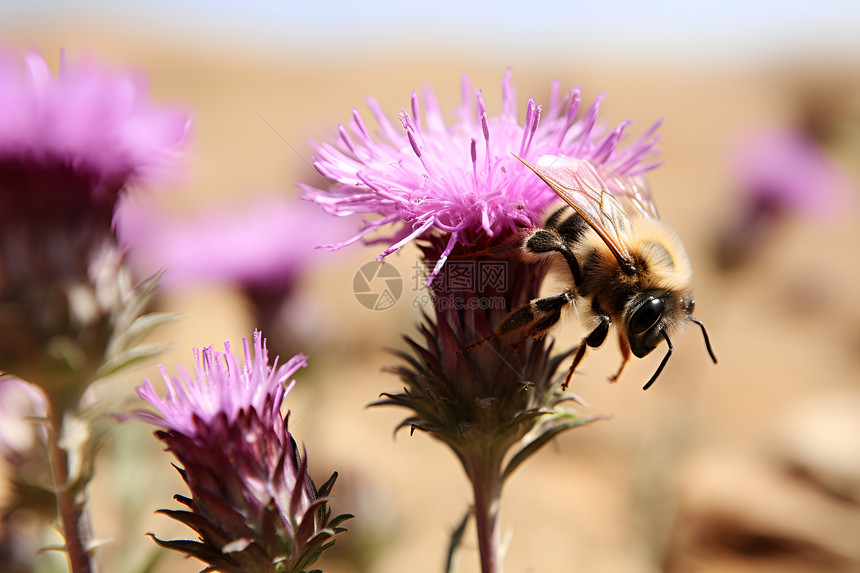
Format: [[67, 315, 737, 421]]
[[474, 154, 717, 390]]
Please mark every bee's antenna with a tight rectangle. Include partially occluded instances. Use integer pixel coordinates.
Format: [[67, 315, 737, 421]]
[[687, 317, 717, 364], [643, 332, 673, 391]]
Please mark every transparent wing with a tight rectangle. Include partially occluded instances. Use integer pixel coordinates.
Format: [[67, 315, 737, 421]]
[[516, 154, 637, 270], [606, 173, 660, 220]]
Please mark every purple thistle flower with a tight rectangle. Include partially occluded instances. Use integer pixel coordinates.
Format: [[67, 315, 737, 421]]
[[303, 72, 640, 571], [0, 48, 190, 216], [302, 70, 660, 281], [135, 334, 303, 438], [131, 333, 350, 573], [0, 47, 191, 573], [0, 47, 191, 391]]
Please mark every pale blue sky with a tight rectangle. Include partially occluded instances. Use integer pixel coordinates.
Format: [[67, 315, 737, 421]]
[[2, 0, 859, 65]]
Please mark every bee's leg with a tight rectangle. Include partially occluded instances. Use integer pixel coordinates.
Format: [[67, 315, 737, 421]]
[[461, 305, 531, 352], [505, 293, 573, 345], [498, 292, 574, 339], [462, 291, 574, 352], [563, 343, 588, 389], [609, 333, 631, 382], [563, 300, 612, 389], [523, 229, 583, 286]]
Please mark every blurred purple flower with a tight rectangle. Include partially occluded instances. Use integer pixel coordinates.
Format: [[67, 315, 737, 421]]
[[716, 127, 856, 270], [131, 332, 349, 572], [0, 47, 191, 573], [116, 193, 335, 291], [732, 128, 853, 217], [302, 70, 660, 281], [0, 48, 190, 219], [116, 193, 345, 358]]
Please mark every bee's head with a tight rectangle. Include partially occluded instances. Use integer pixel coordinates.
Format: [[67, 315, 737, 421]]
[[625, 290, 679, 358], [625, 290, 717, 379]]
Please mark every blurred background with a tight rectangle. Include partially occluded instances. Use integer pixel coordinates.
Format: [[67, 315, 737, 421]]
[[2, 1, 860, 572]]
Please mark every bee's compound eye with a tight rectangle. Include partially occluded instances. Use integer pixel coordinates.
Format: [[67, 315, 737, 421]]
[[630, 297, 664, 334]]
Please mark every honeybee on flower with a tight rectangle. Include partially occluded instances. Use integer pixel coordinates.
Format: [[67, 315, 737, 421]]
[[468, 154, 717, 390]]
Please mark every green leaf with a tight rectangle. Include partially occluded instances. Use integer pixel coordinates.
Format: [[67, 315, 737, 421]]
[[96, 343, 175, 378], [147, 534, 243, 573], [126, 269, 165, 315], [125, 312, 183, 347], [502, 413, 603, 482], [495, 407, 553, 435]]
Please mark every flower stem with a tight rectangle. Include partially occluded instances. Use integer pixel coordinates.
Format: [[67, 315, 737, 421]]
[[47, 403, 93, 573], [468, 456, 503, 573]]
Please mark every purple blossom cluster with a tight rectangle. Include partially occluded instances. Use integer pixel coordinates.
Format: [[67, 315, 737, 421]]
[[0, 40, 705, 573]]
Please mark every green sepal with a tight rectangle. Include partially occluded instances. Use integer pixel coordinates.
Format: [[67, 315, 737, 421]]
[[125, 312, 183, 347], [99, 269, 178, 378], [97, 343, 175, 378], [502, 412, 604, 482], [147, 534, 243, 573]]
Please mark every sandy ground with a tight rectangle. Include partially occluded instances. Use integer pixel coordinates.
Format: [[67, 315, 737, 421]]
[[2, 21, 860, 573]]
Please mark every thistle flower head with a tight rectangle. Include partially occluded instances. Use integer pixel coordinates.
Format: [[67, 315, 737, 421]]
[[378, 237, 599, 483], [131, 333, 349, 573], [0, 47, 190, 215], [302, 70, 660, 281], [0, 47, 191, 391]]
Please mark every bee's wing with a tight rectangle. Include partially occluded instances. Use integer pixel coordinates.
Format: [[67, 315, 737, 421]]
[[607, 174, 661, 220], [516, 154, 636, 269]]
